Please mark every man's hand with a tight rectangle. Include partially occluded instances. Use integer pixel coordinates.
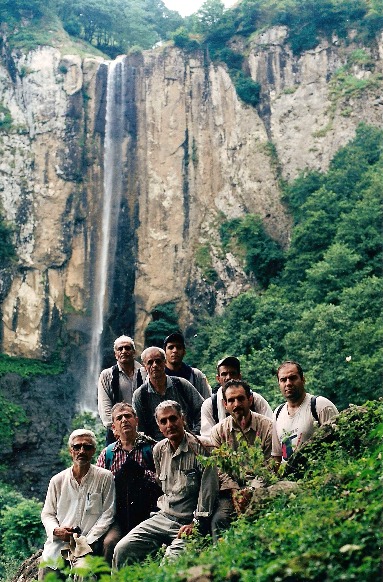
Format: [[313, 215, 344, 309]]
[[53, 527, 76, 542], [177, 523, 194, 538]]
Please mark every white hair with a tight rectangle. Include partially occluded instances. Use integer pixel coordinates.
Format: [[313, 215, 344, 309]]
[[68, 429, 97, 448], [114, 335, 135, 350], [141, 346, 165, 363]]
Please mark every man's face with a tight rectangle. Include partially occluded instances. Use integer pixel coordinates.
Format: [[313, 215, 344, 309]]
[[143, 349, 166, 382], [156, 406, 185, 445], [277, 363, 305, 403], [69, 436, 95, 467], [216, 365, 241, 386], [112, 408, 138, 439], [114, 340, 135, 366], [224, 385, 253, 422], [165, 341, 185, 367]]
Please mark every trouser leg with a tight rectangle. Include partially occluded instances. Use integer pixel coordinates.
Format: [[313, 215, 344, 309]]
[[112, 513, 182, 570], [211, 494, 235, 543], [101, 522, 122, 566]]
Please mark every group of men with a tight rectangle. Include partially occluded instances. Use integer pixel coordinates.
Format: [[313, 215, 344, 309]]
[[39, 332, 339, 577]]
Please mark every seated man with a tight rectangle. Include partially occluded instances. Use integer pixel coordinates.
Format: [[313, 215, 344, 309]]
[[201, 356, 273, 437], [39, 429, 115, 579], [132, 347, 204, 440], [209, 380, 272, 541], [112, 400, 219, 569], [163, 332, 211, 399], [96, 403, 162, 565]]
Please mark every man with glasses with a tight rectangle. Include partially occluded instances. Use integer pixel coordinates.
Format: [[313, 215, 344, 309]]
[[98, 335, 144, 444], [39, 429, 115, 578], [132, 347, 204, 441]]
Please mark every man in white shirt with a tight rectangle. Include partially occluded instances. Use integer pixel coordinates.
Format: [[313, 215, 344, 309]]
[[201, 356, 273, 437], [272, 361, 339, 467], [98, 335, 144, 444], [39, 429, 115, 578]]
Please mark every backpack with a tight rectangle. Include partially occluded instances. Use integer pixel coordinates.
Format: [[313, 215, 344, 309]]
[[104, 440, 154, 471], [111, 364, 143, 405], [275, 396, 320, 424]]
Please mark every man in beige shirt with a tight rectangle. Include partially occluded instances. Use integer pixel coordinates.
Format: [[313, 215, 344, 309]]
[[209, 379, 272, 540]]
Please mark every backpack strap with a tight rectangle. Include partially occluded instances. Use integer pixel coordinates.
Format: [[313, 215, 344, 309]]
[[211, 392, 219, 424], [310, 396, 320, 424], [275, 402, 286, 420], [105, 443, 116, 470], [136, 369, 143, 388], [111, 364, 120, 405]]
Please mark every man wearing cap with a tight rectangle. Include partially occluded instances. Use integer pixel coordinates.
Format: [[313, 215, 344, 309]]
[[98, 335, 144, 444], [163, 332, 211, 399], [200, 356, 273, 437]]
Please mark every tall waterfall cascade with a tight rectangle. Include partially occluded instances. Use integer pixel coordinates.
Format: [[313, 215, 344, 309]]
[[82, 56, 127, 411]]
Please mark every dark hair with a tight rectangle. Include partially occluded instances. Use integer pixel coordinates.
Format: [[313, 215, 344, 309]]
[[222, 379, 252, 401], [277, 361, 304, 380]]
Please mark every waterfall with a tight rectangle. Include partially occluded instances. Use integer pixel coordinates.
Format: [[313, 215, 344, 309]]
[[82, 56, 127, 411]]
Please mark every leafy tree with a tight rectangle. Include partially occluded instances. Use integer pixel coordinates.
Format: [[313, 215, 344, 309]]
[[195, 0, 225, 33], [144, 302, 180, 347]]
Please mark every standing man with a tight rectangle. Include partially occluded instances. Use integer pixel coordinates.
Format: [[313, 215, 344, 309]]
[[96, 403, 162, 565], [163, 332, 211, 399], [113, 400, 219, 569], [98, 335, 144, 444], [201, 356, 272, 437], [272, 361, 339, 467], [39, 430, 115, 578], [132, 347, 204, 441], [209, 380, 273, 540]]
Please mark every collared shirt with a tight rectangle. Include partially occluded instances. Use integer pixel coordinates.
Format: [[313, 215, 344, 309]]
[[209, 411, 272, 491], [98, 361, 143, 428], [41, 465, 115, 567], [132, 376, 204, 441], [201, 387, 273, 437], [153, 432, 218, 522], [96, 433, 156, 482]]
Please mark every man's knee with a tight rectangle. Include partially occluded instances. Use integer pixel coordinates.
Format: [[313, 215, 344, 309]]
[[103, 522, 123, 566], [211, 494, 235, 542]]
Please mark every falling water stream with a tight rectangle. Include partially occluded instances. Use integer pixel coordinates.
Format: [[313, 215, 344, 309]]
[[82, 56, 126, 410]]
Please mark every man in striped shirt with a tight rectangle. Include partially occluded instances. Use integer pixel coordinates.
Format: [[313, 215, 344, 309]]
[[97, 403, 161, 564]]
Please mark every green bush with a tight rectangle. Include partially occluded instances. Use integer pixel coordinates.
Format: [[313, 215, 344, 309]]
[[234, 72, 261, 107], [144, 302, 180, 347], [0, 392, 28, 451], [0, 498, 44, 561], [0, 353, 65, 378]]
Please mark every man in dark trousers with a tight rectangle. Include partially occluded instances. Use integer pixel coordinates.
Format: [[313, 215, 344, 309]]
[[97, 402, 162, 565], [98, 335, 144, 444]]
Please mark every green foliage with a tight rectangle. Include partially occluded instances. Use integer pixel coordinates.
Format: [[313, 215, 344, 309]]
[[195, 244, 218, 284], [0, 103, 13, 132], [190, 124, 383, 411], [220, 214, 285, 288], [0, 353, 65, 378], [0, 498, 44, 561], [144, 302, 180, 347], [202, 439, 277, 487], [59, 412, 105, 467], [0, 391, 28, 453], [0, 209, 16, 267], [172, 27, 200, 51], [233, 72, 261, 107], [0, 481, 44, 578]]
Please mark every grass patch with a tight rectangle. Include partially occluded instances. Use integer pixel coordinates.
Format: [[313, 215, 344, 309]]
[[0, 353, 65, 378]]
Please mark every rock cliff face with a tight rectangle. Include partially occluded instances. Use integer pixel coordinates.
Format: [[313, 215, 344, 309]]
[[0, 30, 382, 362], [0, 28, 382, 497]]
